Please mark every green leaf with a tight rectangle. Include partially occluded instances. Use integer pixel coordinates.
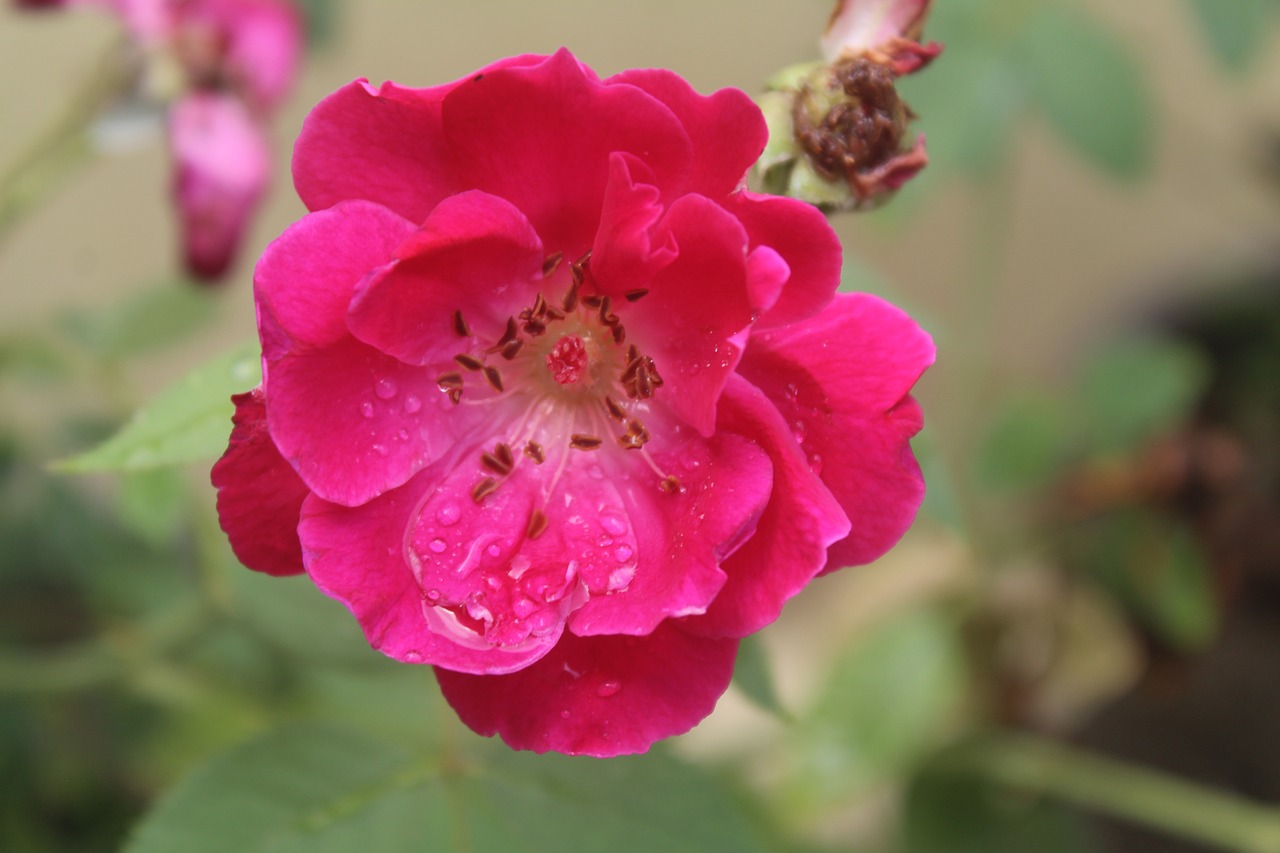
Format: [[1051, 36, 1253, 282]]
[[1081, 337, 1209, 454], [733, 634, 788, 718], [1188, 0, 1278, 73], [126, 724, 776, 853], [1021, 6, 1154, 179], [61, 281, 222, 360], [55, 342, 260, 473], [115, 467, 187, 546], [977, 393, 1075, 492]]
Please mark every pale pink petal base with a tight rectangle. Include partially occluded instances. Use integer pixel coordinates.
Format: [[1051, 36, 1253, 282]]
[[435, 622, 738, 756]]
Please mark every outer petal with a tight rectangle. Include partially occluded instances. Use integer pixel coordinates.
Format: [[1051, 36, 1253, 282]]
[[626, 194, 784, 436], [588, 153, 676, 295], [607, 67, 766, 197], [719, 190, 843, 329], [441, 49, 692, 256], [254, 200, 416, 362], [346, 191, 545, 365], [168, 93, 268, 280], [741, 292, 934, 570], [435, 623, 738, 756], [179, 0, 303, 112], [300, 466, 563, 675], [211, 388, 309, 576], [567, 429, 773, 637], [821, 0, 935, 61], [687, 376, 850, 638]]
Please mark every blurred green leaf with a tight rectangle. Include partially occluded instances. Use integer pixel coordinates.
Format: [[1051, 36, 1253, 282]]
[[116, 468, 187, 547], [61, 282, 221, 360], [902, 753, 1089, 853], [295, 0, 340, 46], [1071, 509, 1217, 650], [1021, 6, 1154, 179], [55, 342, 259, 473], [1081, 337, 1209, 454], [977, 393, 1075, 492], [126, 724, 775, 853], [0, 331, 74, 382], [229, 570, 379, 668], [733, 634, 788, 718], [1187, 0, 1278, 73], [787, 608, 966, 806]]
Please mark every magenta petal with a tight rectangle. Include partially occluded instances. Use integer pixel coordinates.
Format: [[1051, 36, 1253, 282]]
[[435, 623, 738, 756], [588, 153, 676, 296], [204, 0, 303, 111], [608, 67, 766, 197], [168, 93, 268, 281], [742, 292, 934, 570], [690, 377, 850, 638], [211, 388, 309, 576], [347, 191, 545, 365], [254, 200, 416, 363], [292, 79, 457, 220], [567, 430, 772, 637], [301, 467, 561, 674], [719, 190, 843, 329], [442, 49, 692, 256], [266, 335, 461, 506]]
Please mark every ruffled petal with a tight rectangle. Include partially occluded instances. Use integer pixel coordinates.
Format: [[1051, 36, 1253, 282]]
[[254, 200, 416, 362], [567, 429, 772, 637], [718, 190, 843, 329], [588, 153, 676, 296], [441, 49, 692, 256], [211, 388, 309, 576], [435, 622, 738, 756], [607, 67, 766, 197], [688, 376, 850, 637], [346, 191, 545, 365], [741, 292, 934, 570]]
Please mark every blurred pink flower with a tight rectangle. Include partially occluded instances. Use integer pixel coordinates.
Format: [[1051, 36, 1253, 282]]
[[212, 50, 934, 756], [821, 0, 941, 74]]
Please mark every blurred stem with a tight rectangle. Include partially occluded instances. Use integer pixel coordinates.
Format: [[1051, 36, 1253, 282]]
[[0, 595, 215, 694], [0, 37, 133, 248], [969, 732, 1280, 853]]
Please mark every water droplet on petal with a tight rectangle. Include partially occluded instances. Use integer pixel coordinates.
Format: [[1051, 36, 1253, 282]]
[[784, 382, 800, 400], [613, 544, 633, 562], [487, 544, 501, 558], [597, 680, 621, 698], [424, 588, 442, 601], [398, 429, 410, 441], [559, 709, 571, 719], [372, 443, 388, 456], [360, 401, 374, 418], [597, 535, 613, 547], [428, 538, 447, 553], [375, 378, 398, 399], [436, 502, 461, 526], [513, 597, 537, 619], [606, 565, 635, 592], [809, 453, 824, 475], [403, 394, 422, 414], [404, 650, 423, 662], [599, 511, 627, 536]]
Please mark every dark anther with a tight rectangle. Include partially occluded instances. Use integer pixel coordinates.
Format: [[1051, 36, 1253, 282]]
[[523, 319, 547, 337], [483, 366, 504, 392], [569, 434, 603, 450], [482, 451, 513, 476], [496, 317, 519, 347], [452, 310, 470, 337], [660, 475, 682, 493], [581, 294, 603, 310], [562, 280, 580, 313], [611, 324, 626, 344], [524, 440, 546, 464], [471, 477, 499, 502], [624, 289, 649, 302], [526, 508, 549, 540], [454, 353, 484, 371], [604, 396, 627, 421], [437, 372, 463, 390], [542, 252, 564, 278], [545, 306, 566, 321], [495, 442, 514, 468], [500, 339, 524, 360], [448, 388, 463, 406]]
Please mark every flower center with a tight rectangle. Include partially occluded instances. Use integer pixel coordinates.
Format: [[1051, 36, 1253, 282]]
[[546, 334, 588, 385]]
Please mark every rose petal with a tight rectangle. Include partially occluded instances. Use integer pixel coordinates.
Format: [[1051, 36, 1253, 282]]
[[741, 292, 934, 570], [435, 622, 738, 756], [211, 387, 309, 576]]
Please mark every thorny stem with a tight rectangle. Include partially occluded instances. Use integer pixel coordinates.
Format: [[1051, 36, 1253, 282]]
[[0, 36, 134, 248], [966, 732, 1280, 853]]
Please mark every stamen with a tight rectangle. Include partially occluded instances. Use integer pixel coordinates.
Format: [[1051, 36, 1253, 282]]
[[569, 434, 603, 450], [624, 289, 649, 302], [581, 294, 603, 310], [454, 353, 484, 371], [611, 324, 626, 344], [481, 451, 513, 476], [660, 475, 683, 493], [604, 395, 627, 421], [448, 388, 463, 405], [500, 339, 524, 360], [618, 418, 650, 450], [471, 477, 500, 502], [542, 251, 564, 278], [452, 310, 470, 337], [496, 317, 519, 347], [524, 440, 546, 464], [526, 508, 549, 540], [495, 442, 514, 468], [562, 279, 580, 313], [436, 372, 463, 390], [483, 366, 505, 392], [598, 296, 615, 325]]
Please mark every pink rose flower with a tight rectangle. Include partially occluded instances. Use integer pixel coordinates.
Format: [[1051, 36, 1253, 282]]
[[212, 50, 934, 756]]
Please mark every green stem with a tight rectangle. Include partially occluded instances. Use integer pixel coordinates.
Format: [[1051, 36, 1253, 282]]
[[0, 37, 134, 247], [968, 732, 1280, 853]]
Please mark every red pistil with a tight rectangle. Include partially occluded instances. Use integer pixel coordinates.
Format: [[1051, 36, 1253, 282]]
[[546, 334, 588, 385]]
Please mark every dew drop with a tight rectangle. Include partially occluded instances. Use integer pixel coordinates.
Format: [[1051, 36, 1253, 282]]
[[599, 511, 627, 536], [436, 502, 461, 526], [597, 680, 621, 698], [487, 543, 501, 558], [372, 443, 388, 456], [398, 429, 410, 441], [424, 588, 441, 601], [597, 535, 613, 547], [559, 709, 571, 719], [513, 597, 538, 619], [404, 650, 423, 662], [613, 544, 633, 562], [375, 377, 398, 399], [606, 565, 635, 592], [784, 382, 800, 400], [809, 453, 824, 475], [360, 401, 374, 418], [403, 394, 422, 414], [428, 538, 447, 553]]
